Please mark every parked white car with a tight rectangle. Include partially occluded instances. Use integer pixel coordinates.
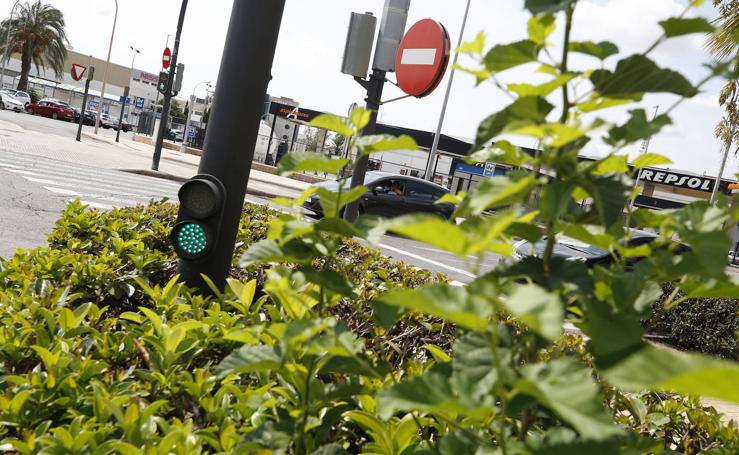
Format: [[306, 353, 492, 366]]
[[0, 93, 24, 112], [0, 89, 31, 107]]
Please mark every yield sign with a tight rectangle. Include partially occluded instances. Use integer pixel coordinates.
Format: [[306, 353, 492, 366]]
[[162, 47, 172, 69], [395, 19, 450, 98], [70, 63, 86, 81]]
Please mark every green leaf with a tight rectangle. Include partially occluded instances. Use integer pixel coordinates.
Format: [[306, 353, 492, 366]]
[[216, 344, 283, 376], [568, 41, 619, 60], [275, 152, 348, 176], [454, 64, 491, 86], [501, 284, 563, 340], [592, 155, 629, 176], [599, 344, 739, 403], [580, 175, 631, 227], [455, 176, 538, 216], [425, 344, 451, 363], [355, 134, 417, 154], [457, 30, 486, 55], [483, 40, 539, 72], [475, 96, 553, 150], [540, 181, 576, 220], [508, 74, 575, 97], [350, 107, 372, 130], [578, 96, 633, 113], [387, 214, 470, 256], [632, 152, 672, 169], [313, 444, 350, 455], [527, 14, 556, 45], [605, 109, 672, 147], [590, 54, 697, 98], [525, 0, 572, 14], [659, 17, 714, 38], [373, 284, 492, 330], [467, 140, 533, 167], [376, 367, 488, 419], [450, 332, 499, 405], [309, 113, 354, 137], [316, 186, 368, 217], [299, 268, 353, 296], [517, 359, 623, 440], [239, 239, 314, 266]]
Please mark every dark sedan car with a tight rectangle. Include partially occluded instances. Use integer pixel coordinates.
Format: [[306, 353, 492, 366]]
[[303, 171, 454, 219], [511, 229, 687, 269]]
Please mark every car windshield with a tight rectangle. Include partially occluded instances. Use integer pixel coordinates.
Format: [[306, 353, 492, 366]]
[[555, 235, 608, 256]]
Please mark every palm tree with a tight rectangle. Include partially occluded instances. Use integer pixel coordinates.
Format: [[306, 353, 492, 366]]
[[0, 1, 68, 92], [706, 1, 739, 201]]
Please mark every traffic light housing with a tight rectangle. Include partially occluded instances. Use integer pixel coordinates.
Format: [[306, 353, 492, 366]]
[[173, 63, 185, 95], [157, 71, 169, 95], [171, 175, 226, 261]]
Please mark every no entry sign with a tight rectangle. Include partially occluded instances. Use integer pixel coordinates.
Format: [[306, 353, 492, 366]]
[[162, 47, 172, 69], [70, 63, 86, 81], [395, 19, 450, 98]]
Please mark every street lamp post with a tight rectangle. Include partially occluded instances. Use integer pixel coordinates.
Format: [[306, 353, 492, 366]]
[[94, 0, 118, 135], [180, 81, 210, 153], [0, 0, 22, 89], [125, 46, 139, 117], [115, 45, 139, 143]]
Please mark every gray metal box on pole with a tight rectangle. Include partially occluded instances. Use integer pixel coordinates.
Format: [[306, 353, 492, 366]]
[[373, 0, 410, 72], [341, 12, 377, 78]]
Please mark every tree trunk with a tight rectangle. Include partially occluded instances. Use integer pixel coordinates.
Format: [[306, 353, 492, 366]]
[[16, 43, 32, 92]]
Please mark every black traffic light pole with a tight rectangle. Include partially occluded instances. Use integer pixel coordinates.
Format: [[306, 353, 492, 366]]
[[343, 69, 385, 222], [76, 66, 94, 142], [176, 0, 286, 292], [152, 0, 188, 171]]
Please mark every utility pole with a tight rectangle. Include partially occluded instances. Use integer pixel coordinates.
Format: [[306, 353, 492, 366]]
[[343, 0, 410, 222], [172, 0, 285, 293], [94, 0, 118, 135], [152, 1, 188, 171], [424, 0, 471, 181], [115, 86, 129, 142], [629, 105, 659, 209]]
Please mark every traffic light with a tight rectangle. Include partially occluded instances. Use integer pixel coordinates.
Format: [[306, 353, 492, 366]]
[[170, 175, 226, 261], [157, 71, 169, 95], [173, 63, 185, 95]]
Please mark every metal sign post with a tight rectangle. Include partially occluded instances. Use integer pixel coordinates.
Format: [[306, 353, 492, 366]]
[[152, 0, 188, 171], [76, 66, 94, 142], [174, 0, 286, 293], [343, 0, 411, 223]]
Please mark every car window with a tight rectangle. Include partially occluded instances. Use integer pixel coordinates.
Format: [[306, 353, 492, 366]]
[[373, 179, 405, 196], [405, 181, 435, 200]]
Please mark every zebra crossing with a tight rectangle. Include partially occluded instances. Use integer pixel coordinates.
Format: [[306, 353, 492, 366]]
[[0, 149, 183, 210]]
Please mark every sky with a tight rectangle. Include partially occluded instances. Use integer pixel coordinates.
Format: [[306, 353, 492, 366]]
[[2, 0, 738, 177]]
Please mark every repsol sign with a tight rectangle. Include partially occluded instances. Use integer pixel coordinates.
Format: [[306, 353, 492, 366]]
[[638, 169, 717, 193]]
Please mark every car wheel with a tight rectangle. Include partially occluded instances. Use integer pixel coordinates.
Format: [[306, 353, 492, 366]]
[[27, 108, 34, 115], [52, 112, 58, 120], [0, 101, 5, 110]]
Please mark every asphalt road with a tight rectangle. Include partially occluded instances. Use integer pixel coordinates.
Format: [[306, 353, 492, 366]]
[[0, 110, 500, 283]]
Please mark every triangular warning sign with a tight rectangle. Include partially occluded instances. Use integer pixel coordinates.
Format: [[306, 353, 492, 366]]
[[70, 63, 87, 81]]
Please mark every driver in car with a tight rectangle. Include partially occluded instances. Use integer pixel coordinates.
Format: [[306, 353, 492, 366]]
[[390, 181, 403, 196]]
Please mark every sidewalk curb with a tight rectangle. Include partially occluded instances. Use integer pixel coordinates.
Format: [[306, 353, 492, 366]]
[[160, 154, 311, 193], [119, 168, 280, 199]]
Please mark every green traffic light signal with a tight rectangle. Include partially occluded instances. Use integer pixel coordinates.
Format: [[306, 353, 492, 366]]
[[175, 222, 208, 256], [170, 175, 226, 262]]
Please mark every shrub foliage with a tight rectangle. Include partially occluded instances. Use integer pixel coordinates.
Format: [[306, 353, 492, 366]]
[[1, 1, 739, 454]]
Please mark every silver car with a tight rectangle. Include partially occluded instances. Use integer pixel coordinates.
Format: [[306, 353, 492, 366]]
[[0, 89, 31, 108], [0, 94, 24, 112]]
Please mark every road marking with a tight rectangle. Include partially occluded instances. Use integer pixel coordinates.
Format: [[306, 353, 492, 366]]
[[5, 169, 39, 176], [74, 199, 113, 211], [0, 162, 19, 168], [378, 242, 477, 279]]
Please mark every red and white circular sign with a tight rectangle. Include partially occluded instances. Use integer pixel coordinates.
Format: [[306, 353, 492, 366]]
[[162, 47, 172, 69], [395, 19, 450, 98]]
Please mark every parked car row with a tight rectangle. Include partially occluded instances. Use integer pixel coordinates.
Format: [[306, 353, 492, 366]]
[[0, 94, 134, 131]]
